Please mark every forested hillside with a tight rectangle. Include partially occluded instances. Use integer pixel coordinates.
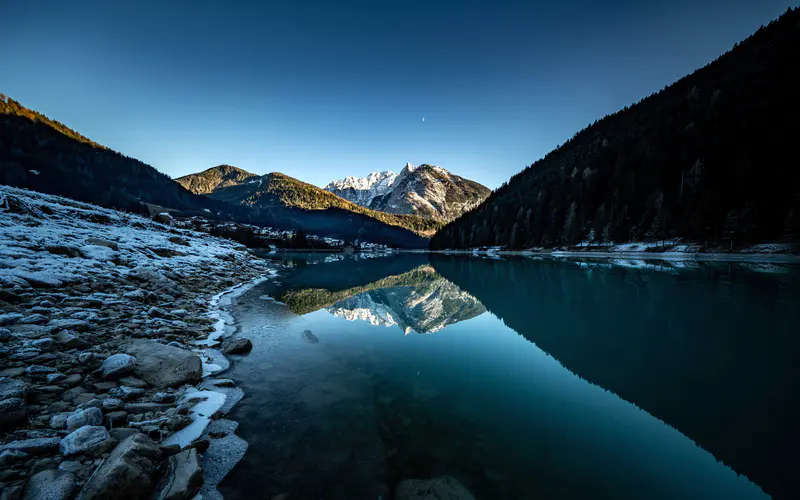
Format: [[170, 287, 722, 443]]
[[431, 8, 800, 250], [0, 94, 226, 215], [0, 97, 429, 247], [179, 167, 443, 236], [175, 165, 258, 196]]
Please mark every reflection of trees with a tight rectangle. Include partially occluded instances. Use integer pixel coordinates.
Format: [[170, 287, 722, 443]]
[[430, 255, 800, 500]]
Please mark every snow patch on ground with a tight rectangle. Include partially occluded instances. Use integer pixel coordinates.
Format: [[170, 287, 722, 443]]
[[163, 389, 227, 448], [196, 271, 276, 348], [0, 185, 254, 291]]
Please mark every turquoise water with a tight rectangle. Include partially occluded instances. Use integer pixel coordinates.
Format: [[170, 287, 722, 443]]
[[220, 253, 800, 499]]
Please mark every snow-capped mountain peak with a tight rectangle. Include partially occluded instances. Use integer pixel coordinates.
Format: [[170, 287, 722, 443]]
[[323, 170, 398, 207], [325, 162, 490, 222]]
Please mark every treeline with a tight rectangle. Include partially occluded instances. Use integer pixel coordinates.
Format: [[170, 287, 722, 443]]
[[431, 8, 800, 250]]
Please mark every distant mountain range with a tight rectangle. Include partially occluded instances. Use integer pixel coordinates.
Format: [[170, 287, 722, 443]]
[[432, 8, 800, 250], [0, 98, 428, 248], [325, 163, 490, 222], [176, 165, 441, 237]]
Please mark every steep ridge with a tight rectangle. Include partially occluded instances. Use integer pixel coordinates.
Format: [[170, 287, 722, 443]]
[[432, 8, 800, 250], [178, 167, 442, 237], [326, 163, 490, 221], [0, 94, 231, 217]]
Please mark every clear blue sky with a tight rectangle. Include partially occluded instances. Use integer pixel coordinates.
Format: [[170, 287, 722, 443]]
[[0, 0, 795, 189]]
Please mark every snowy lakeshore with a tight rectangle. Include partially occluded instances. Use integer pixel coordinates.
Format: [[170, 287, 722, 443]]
[[425, 242, 800, 263], [0, 186, 274, 500]]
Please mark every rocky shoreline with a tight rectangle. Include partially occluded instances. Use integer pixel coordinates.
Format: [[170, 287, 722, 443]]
[[0, 186, 274, 500]]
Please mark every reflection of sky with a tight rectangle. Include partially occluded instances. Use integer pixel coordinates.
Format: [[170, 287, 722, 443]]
[[298, 297, 769, 499]]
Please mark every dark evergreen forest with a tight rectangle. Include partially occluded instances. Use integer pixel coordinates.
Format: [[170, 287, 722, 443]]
[[431, 8, 800, 250]]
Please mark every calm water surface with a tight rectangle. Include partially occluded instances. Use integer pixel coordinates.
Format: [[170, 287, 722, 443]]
[[219, 253, 800, 500]]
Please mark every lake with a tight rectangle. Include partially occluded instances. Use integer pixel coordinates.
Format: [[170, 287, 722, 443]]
[[218, 253, 800, 499]]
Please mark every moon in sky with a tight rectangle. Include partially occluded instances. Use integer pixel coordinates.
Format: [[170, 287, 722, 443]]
[[422, 117, 425, 122]]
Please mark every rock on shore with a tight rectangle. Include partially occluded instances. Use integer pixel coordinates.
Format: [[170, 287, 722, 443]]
[[0, 186, 273, 500], [124, 341, 202, 388]]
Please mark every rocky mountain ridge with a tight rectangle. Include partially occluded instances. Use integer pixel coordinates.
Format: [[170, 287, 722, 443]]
[[177, 166, 441, 240], [325, 163, 490, 222], [324, 170, 398, 207]]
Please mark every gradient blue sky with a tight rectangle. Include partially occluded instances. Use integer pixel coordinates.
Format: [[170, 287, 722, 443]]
[[1, 0, 795, 189]]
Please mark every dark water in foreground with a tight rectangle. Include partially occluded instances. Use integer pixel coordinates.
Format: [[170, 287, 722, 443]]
[[220, 253, 800, 500]]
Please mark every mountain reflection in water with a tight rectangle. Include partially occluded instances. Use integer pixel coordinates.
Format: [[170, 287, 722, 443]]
[[221, 252, 799, 500], [283, 264, 486, 334]]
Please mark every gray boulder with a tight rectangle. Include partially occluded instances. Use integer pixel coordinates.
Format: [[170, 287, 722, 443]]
[[78, 352, 100, 367], [46, 244, 82, 257], [1, 449, 28, 466], [124, 340, 201, 388], [2, 437, 60, 455], [394, 476, 476, 500], [222, 338, 253, 355], [25, 365, 58, 377], [101, 398, 125, 411], [128, 266, 182, 296], [0, 312, 23, 326], [54, 330, 86, 349], [99, 354, 137, 380], [85, 238, 119, 250], [154, 448, 203, 500], [75, 433, 162, 500], [0, 377, 26, 400], [47, 318, 91, 333], [23, 469, 75, 500], [66, 407, 104, 431], [20, 313, 48, 324], [60, 426, 111, 456], [50, 414, 69, 430]]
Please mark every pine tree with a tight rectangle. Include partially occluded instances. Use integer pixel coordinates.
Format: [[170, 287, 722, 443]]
[[723, 210, 742, 250], [510, 222, 520, 249], [561, 202, 577, 244]]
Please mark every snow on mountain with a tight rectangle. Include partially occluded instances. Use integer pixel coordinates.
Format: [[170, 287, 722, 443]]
[[328, 293, 398, 327], [323, 170, 398, 207], [325, 274, 486, 334], [324, 163, 490, 222]]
